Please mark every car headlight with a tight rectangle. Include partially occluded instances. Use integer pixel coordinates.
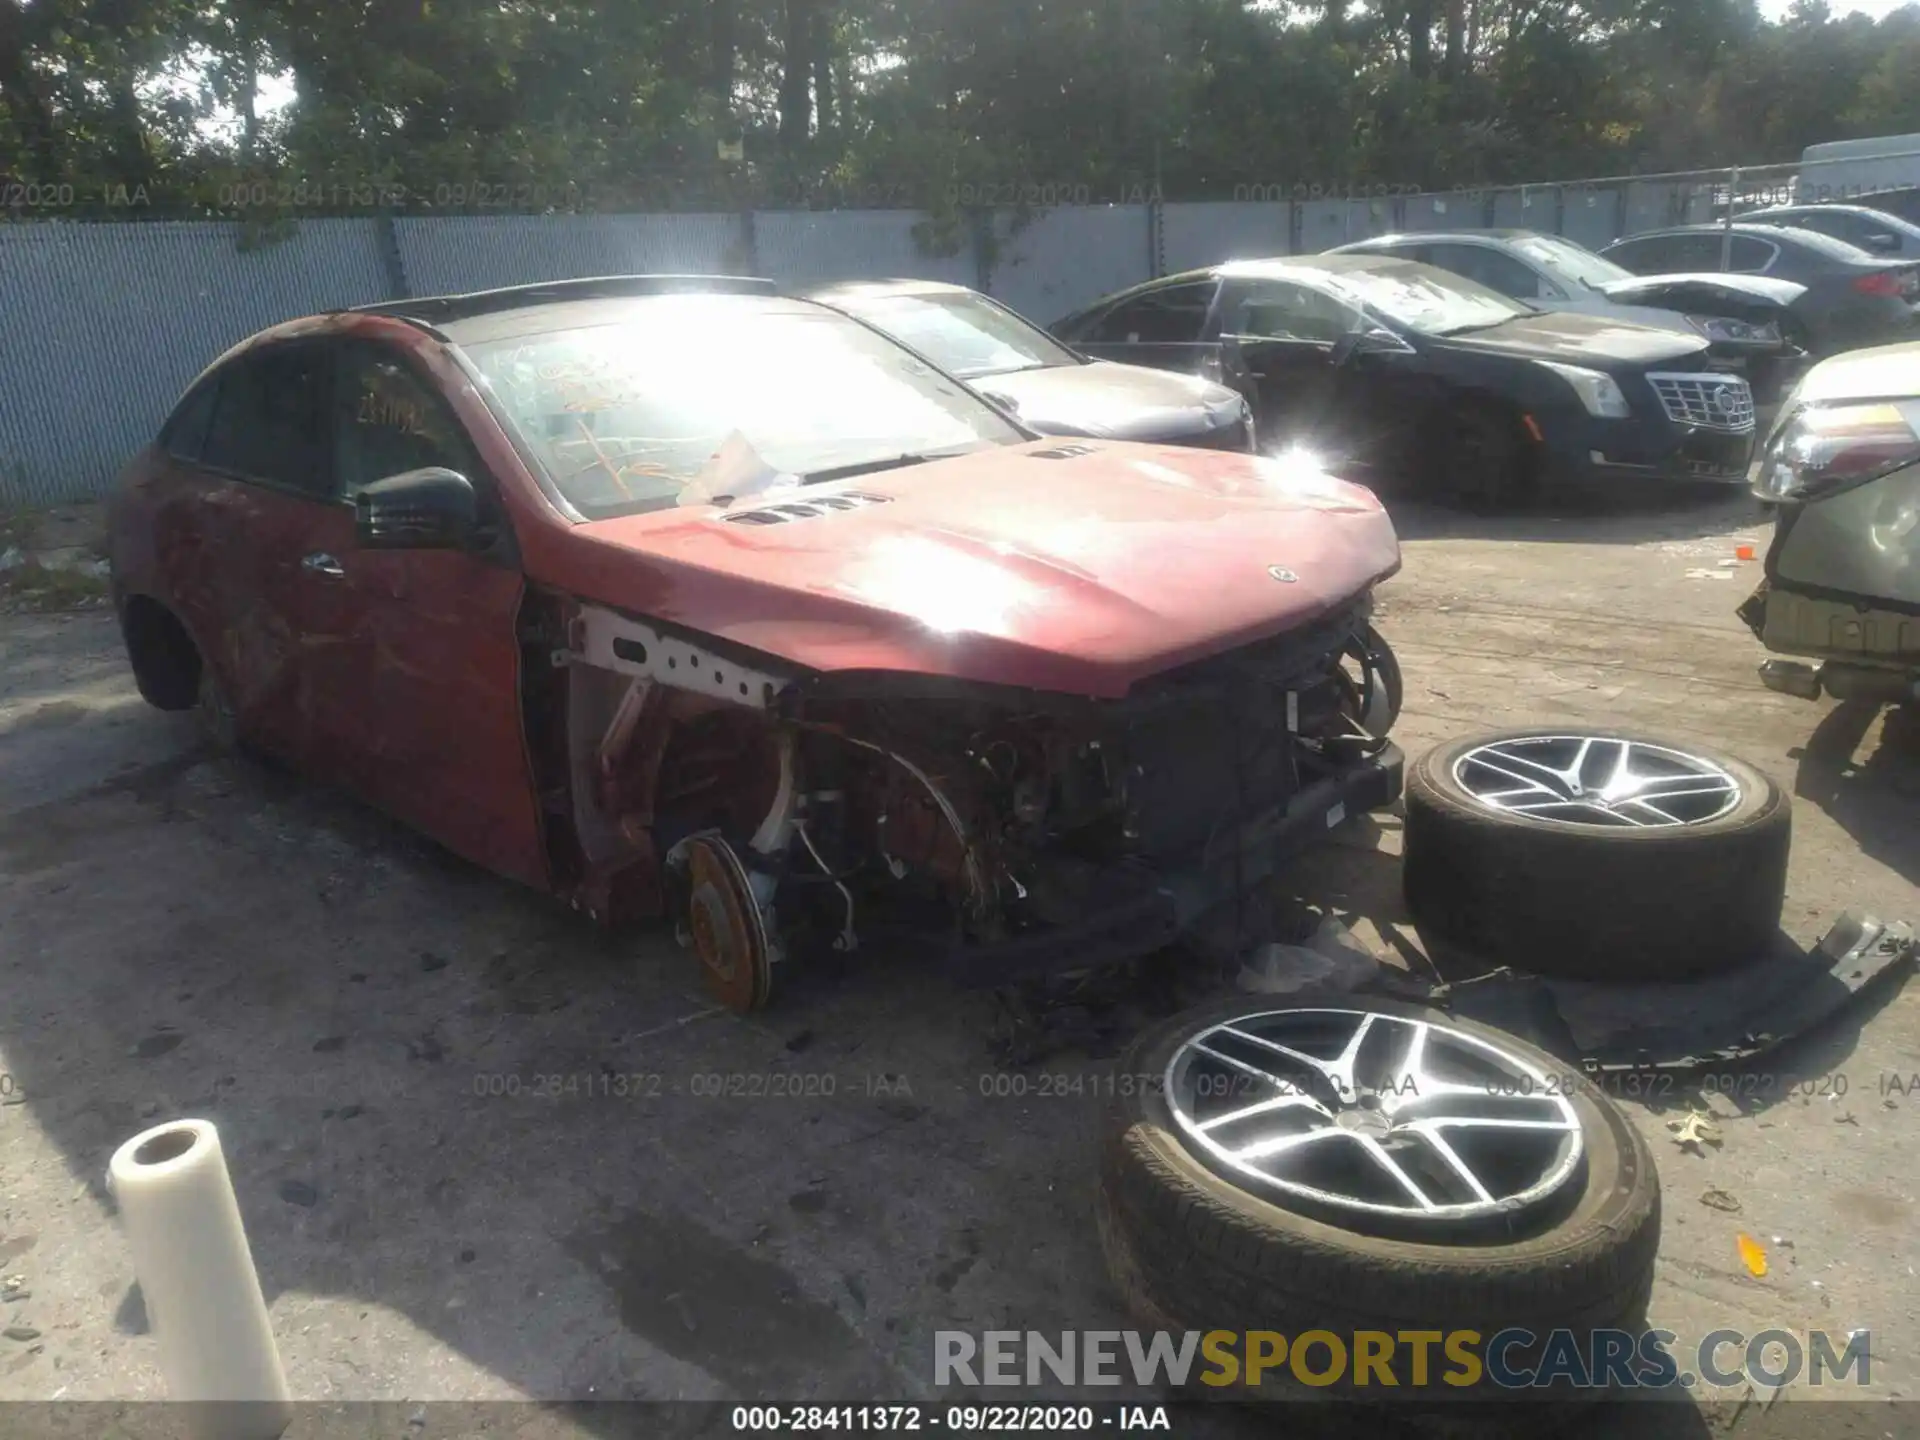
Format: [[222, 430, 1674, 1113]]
[[1686, 314, 1782, 345], [1539, 361, 1632, 418], [1752, 399, 1920, 502]]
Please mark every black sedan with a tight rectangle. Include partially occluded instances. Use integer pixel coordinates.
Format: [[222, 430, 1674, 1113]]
[[809, 279, 1255, 451], [1600, 224, 1920, 357], [1051, 255, 1757, 508]]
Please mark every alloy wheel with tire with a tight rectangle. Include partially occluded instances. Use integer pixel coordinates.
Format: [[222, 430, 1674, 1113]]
[[1403, 728, 1790, 982], [1097, 995, 1661, 1412]]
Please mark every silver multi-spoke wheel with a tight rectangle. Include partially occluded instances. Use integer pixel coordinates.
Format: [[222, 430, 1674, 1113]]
[[1099, 995, 1662, 1398], [1453, 734, 1742, 829], [1165, 1008, 1583, 1225]]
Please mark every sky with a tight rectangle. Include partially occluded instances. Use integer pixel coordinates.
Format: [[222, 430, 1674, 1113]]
[[1758, 0, 1916, 16]]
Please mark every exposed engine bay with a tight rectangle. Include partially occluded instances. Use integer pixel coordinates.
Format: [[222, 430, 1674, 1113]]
[[520, 592, 1404, 1011]]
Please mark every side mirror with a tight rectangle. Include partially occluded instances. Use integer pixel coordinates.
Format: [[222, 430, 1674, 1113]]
[[1329, 326, 1407, 368], [355, 467, 478, 550]]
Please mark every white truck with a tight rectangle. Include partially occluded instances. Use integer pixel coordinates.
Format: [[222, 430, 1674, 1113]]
[[1795, 134, 1920, 223]]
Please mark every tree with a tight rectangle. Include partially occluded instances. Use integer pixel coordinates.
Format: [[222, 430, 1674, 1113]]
[[6, 0, 1920, 216]]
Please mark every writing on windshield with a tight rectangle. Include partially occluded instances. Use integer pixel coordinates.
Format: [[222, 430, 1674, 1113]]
[[465, 298, 1023, 518]]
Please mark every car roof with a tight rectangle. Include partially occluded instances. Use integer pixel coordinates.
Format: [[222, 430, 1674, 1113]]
[[349, 274, 781, 333], [1746, 203, 1886, 217], [1217, 253, 1441, 279], [1613, 223, 1796, 239], [809, 278, 977, 299], [1057, 253, 1444, 322], [1745, 202, 1920, 228], [1341, 229, 1549, 246], [436, 290, 848, 345], [1607, 223, 1875, 261]]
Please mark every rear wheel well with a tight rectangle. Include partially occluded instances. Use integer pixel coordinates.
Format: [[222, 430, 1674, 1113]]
[[121, 595, 202, 710], [1426, 392, 1539, 509]]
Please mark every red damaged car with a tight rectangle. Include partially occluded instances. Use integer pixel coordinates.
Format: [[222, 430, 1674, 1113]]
[[108, 276, 1405, 1010]]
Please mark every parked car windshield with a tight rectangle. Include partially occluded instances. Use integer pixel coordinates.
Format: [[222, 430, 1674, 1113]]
[[1509, 234, 1636, 288], [462, 297, 1025, 519], [825, 288, 1082, 379], [1326, 262, 1532, 336]]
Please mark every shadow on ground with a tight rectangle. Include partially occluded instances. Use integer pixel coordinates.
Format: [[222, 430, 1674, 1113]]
[[1792, 702, 1920, 890], [1378, 482, 1764, 548], [0, 728, 1301, 1436]]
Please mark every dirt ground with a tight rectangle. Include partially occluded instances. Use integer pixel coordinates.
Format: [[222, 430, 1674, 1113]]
[[2, 486, 1918, 1437]]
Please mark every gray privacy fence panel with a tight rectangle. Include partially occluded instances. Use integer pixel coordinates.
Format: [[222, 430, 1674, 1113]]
[[1622, 180, 1714, 237], [1401, 191, 1484, 232], [1490, 187, 1552, 229], [0, 218, 390, 508], [987, 205, 1151, 325], [1160, 202, 1292, 272], [1296, 200, 1366, 253], [755, 209, 975, 288], [1558, 187, 1624, 251], [393, 212, 748, 295]]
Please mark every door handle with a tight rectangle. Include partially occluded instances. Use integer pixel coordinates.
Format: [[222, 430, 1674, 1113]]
[[301, 552, 345, 578]]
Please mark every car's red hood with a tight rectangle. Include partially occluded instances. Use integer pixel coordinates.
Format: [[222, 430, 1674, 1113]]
[[533, 441, 1401, 698]]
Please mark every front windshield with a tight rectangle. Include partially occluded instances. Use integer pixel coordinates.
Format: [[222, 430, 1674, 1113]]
[[1328, 261, 1532, 336], [827, 289, 1082, 379], [463, 297, 1025, 519], [1510, 234, 1636, 287]]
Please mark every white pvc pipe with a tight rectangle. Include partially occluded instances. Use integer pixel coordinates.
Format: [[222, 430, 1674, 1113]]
[[108, 1119, 293, 1440]]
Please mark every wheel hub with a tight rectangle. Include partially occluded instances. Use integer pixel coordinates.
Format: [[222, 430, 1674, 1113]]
[[1453, 734, 1741, 829], [1165, 1008, 1584, 1226], [682, 836, 772, 1013]]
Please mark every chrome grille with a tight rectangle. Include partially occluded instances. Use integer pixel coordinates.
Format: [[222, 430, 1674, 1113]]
[[1647, 373, 1755, 433]]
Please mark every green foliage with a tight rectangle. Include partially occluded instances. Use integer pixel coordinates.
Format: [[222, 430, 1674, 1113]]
[[3, 0, 1920, 215]]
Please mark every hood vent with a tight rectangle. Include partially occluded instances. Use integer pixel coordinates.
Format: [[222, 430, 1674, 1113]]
[[1029, 443, 1098, 460], [721, 491, 894, 526]]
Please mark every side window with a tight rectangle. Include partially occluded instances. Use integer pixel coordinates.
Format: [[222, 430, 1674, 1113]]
[[1788, 212, 1852, 243], [1426, 244, 1550, 300], [332, 342, 480, 500], [200, 345, 331, 495], [1609, 234, 1719, 273], [1231, 281, 1365, 345], [1727, 236, 1778, 273], [1080, 281, 1218, 344], [160, 378, 220, 461], [1602, 237, 1660, 273], [1676, 233, 1733, 270]]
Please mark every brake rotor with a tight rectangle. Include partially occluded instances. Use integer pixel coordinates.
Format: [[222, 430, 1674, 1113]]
[[683, 836, 772, 1013]]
